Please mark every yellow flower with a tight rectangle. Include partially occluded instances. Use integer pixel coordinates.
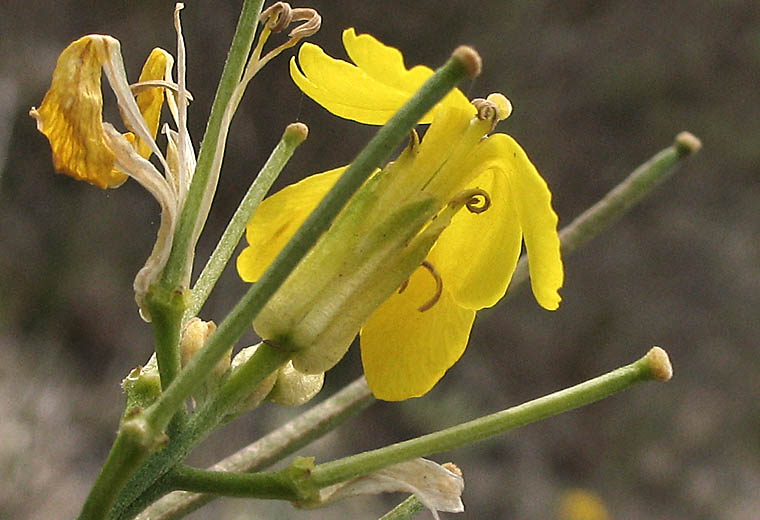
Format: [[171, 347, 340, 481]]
[[237, 29, 563, 401], [558, 489, 611, 520], [30, 5, 195, 315]]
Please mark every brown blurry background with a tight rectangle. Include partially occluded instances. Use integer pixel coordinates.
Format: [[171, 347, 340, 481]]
[[1, 1, 758, 518]]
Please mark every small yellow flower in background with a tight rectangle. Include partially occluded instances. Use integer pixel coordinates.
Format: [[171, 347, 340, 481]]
[[558, 489, 611, 520], [237, 29, 563, 400], [30, 4, 195, 316]]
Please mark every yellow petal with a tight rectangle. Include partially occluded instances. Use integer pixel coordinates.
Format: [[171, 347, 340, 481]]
[[236, 167, 345, 282], [30, 35, 127, 188], [489, 134, 563, 309], [360, 267, 476, 401], [342, 29, 472, 118], [290, 29, 473, 125], [428, 166, 522, 310], [132, 48, 173, 159]]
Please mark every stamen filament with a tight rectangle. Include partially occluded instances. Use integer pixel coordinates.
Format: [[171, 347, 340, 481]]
[[130, 80, 194, 102]]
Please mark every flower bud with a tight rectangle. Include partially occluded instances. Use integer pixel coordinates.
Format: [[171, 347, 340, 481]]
[[180, 318, 230, 405], [121, 353, 161, 417], [267, 362, 324, 406], [222, 344, 279, 421]]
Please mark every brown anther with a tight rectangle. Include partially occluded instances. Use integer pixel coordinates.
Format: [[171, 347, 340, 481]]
[[465, 189, 491, 214], [451, 187, 491, 214], [471, 98, 500, 132], [261, 2, 293, 33], [288, 8, 321, 39], [256, 4, 321, 66], [417, 261, 443, 312], [397, 261, 444, 311]]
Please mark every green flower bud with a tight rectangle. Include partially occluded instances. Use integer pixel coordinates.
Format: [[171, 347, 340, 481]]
[[180, 317, 230, 405], [222, 344, 279, 421], [267, 362, 324, 406], [121, 353, 161, 418]]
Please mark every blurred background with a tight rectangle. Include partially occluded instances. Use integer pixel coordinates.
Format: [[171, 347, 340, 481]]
[[1, 1, 758, 518]]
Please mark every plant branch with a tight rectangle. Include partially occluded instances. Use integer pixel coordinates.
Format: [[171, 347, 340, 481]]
[[185, 122, 309, 321], [506, 131, 702, 298], [135, 377, 373, 520], [308, 347, 672, 488], [160, 0, 265, 290]]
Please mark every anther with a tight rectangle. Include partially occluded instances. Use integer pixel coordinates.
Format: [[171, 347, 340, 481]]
[[417, 261, 443, 312], [451, 187, 491, 214], [289, 8, 321, 39], [471, 93, 512, 132], [471, 98, 497, 122], [261, 2, 293, 33], [397, 261, 444, 312]]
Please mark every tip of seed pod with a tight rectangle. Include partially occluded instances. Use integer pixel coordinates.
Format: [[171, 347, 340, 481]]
[[284, 122, 309, 144], [674, 131, 702, 156], [646, 346, 673, 382], [452, 46, 482, 78]]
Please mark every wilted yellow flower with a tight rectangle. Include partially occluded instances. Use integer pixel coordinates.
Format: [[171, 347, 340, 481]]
[[30, 4, 195, 316], [237, 29, 563, 400]]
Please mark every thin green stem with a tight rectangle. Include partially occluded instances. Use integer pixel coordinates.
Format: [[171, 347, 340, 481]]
[[507, 132, 702, 297], [185, 123, 309, 320], [160, 0, 265, 290], [379, 496, 427, 520], [78, 418, 165, 520], [145, 287, 185, 398], [110, 344, 290, 520], [169, 465, 302, 501], [136, 377, 373, 520], [308, 348, 672, 488]]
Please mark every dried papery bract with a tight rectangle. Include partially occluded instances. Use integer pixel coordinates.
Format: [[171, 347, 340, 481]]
[[308, 458, 464, 520]]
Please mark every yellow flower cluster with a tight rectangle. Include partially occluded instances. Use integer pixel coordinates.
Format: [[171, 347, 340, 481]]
[[238, 29, 563, 400]]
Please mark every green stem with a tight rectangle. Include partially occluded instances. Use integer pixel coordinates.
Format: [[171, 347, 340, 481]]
[[136, 377, 373, 520], [379, 496, 427, 520], [185, 123, 309, 321], [145, 286, 185, 398], [160, 0, 265, 290], [78, 417, 166, 520], [110, 344, 289, 520], [507, 132, 701, 296], [169, 465, 303, 501], [127, 347, 671, 518], [308, 347, 672, 488]]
